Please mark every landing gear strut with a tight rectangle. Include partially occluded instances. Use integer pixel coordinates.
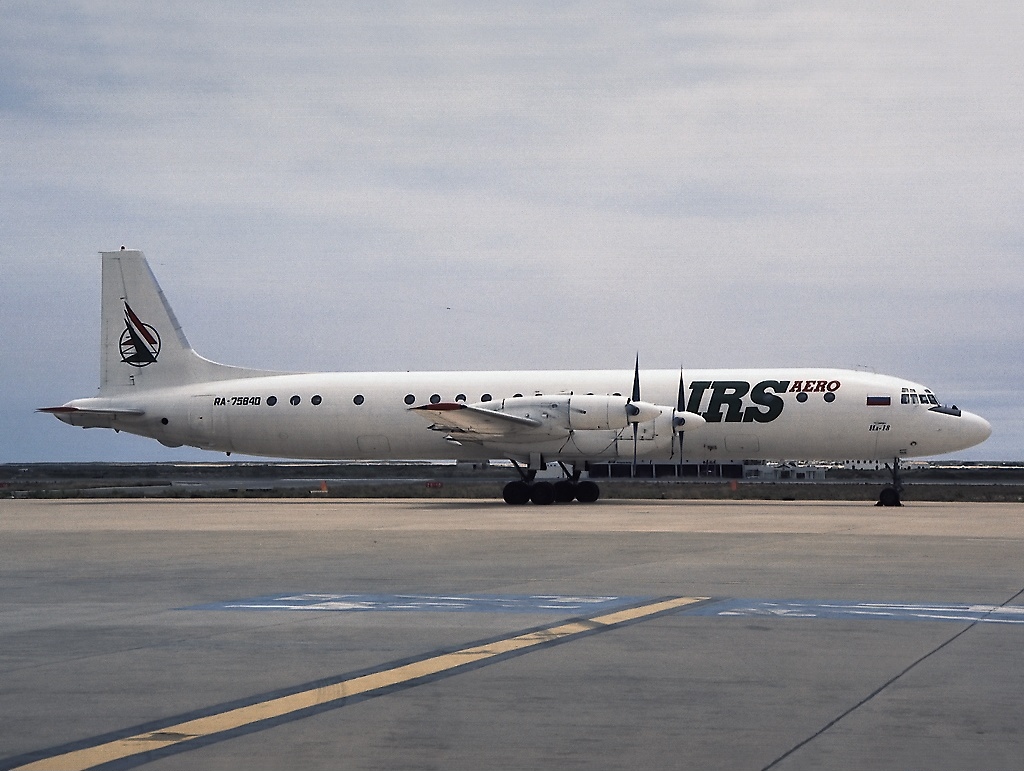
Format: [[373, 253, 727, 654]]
[[877, 457, 904, 507], [501, 460, 601, 505]]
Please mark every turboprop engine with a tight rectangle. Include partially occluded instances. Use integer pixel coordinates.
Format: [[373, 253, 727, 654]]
[[413, 391, 707, 440], [484, 394, 664, 431], [410, 357, 710, 461]]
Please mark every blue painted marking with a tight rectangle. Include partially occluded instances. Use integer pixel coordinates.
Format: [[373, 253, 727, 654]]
[[188, 594, 1024, 625], [189, 593, 649, 614], [683, 599, 1024, 625]]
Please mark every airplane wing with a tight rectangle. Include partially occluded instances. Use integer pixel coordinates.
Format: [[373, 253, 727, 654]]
[[409, 403, 541, 437]]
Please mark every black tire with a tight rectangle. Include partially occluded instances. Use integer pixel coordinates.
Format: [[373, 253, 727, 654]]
[[530, 481, 556, 505], [553, 480, 577, 503], [502, 481, 531, 505], [878, 486, 902, 507], [575, 480, 600, 503]]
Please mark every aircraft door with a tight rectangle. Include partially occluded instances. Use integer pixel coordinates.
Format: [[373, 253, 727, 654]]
[[188, 395, 225, 450]]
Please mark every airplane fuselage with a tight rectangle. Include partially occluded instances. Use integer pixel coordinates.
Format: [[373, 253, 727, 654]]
[[54, 367, 989, 463]]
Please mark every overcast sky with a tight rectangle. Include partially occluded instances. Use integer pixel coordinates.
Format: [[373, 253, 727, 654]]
[[2, 2, 1021, 463]]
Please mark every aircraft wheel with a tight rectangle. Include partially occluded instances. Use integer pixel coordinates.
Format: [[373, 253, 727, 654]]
[[877, 486, 902, 507], [553, 480, 577, 503], [530, 481, 556, 506], [502, 481, 531, 505], [575, 480, 601, 503]]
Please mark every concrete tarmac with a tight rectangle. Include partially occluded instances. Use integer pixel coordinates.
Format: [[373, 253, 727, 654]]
[[1, 499, 1022, 770]]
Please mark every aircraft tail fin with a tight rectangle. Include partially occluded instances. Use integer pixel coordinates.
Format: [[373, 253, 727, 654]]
[[100, 249, 268, 393]]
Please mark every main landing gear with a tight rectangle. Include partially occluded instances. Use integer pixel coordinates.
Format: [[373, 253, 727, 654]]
[[502, 462, 601, 505], [877, 457, 904, 507]]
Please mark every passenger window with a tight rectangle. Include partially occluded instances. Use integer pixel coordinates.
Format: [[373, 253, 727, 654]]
[[353, 395, 364, 405], [430, 394, 441, 404], [311, 395, 322, 406], [455, 394, 467, 402], [404, 394, 416, 405], [481, 393, 492, 402], [290, 395, 301, 406], [267, 396, 278, 406]]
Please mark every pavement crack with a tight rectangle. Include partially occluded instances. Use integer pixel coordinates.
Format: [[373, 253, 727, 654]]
[[759, 583, 1024, 771]]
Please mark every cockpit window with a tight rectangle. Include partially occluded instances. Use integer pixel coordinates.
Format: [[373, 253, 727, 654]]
[[901, 387, 932, 406], [910, 387, 959, 415]]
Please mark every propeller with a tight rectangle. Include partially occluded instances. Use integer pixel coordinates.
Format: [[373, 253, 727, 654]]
[[629, 355, 641, 475], [670, 370, 708, 475], [674, 370, 686, 476]]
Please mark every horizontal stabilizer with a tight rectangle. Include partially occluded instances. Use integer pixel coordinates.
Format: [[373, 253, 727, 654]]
[[37, 405, 146, 428], [37, 406, 146, 416]]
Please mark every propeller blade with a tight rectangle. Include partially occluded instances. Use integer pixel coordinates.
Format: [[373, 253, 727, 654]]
[[632, 422, 638, 476], [632, 354, 641, 403]]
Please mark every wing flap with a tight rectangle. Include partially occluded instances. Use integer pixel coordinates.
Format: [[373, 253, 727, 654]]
[[410, 403, 540, 436]]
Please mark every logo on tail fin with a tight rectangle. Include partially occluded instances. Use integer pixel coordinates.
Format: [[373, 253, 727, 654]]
[[119, 302, 161, 367]]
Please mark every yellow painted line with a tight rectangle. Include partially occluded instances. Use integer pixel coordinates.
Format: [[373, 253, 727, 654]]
[[12, 596, 707, 771]]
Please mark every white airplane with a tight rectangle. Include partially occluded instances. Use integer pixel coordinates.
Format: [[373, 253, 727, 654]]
[[41, 249, 991, 506]]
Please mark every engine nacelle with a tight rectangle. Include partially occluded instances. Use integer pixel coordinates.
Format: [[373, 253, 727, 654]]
[[568, 394, 663, 429], [672, 410, 706, 432], [485, 394, 664, 431]]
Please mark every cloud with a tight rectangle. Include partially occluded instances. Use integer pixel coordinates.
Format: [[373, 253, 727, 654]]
[[2, 2, 1022, 461]]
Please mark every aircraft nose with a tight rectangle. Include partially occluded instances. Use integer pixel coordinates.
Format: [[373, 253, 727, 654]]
[[960, 410, 992, 448]]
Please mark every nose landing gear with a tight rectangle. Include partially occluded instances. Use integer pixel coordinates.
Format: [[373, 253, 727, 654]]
[[877, 457, 904, 507]]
